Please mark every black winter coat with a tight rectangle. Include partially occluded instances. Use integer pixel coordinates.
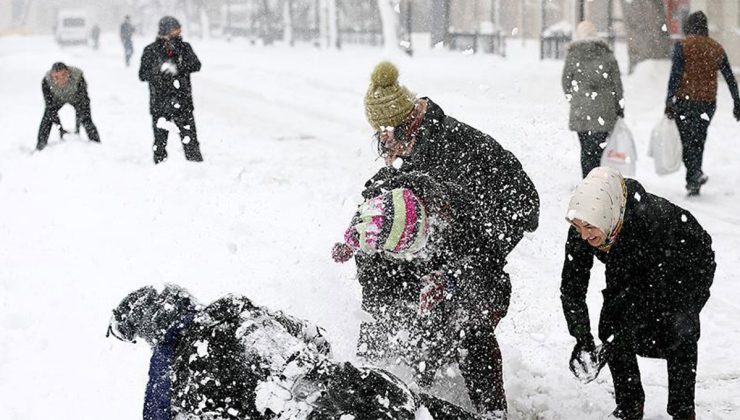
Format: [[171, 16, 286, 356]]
[[357, 99, 539, 313], [561, 179, 715, 357], [139, 37, 201, 117]]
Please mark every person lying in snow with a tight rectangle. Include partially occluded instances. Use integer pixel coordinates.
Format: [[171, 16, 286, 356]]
[[332, 170, 511, 419], [107, 284, 482, 420], [560, 167, 715, 420]]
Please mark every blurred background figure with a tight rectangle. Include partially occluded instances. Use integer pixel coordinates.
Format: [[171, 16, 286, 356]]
[[561, 20, 624, 178], [90, 24, 100, 50], [119, 15, 134, 66]]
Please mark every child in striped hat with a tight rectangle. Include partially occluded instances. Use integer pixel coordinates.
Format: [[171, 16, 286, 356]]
[[332, 188, 430, 263]]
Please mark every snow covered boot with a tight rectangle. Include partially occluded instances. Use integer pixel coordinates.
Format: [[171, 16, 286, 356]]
[[608, 403, 644, 420]]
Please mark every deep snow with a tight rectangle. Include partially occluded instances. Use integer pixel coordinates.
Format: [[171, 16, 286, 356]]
[[0, 34, 738, 419]]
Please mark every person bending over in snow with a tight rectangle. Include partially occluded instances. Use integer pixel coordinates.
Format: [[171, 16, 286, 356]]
[[561, 167, 715, 420], [36, 62, 101, 151], [108, 284, 482, 420], [139, 16, 203, 164], [333, 171, 515, 419]]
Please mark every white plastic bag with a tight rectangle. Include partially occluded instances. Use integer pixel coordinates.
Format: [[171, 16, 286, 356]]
[[601, 119, 637, 177], [648, 117, 682, 175]]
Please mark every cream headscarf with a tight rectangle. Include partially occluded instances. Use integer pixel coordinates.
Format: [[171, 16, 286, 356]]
[[566, 167, 627, 238]]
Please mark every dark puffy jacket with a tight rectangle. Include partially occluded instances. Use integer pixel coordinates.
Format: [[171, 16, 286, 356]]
[[139, 37, 201, 116], [357, 169, 511, 314], [144, 294, 479, 420], [357, 99, 539, 313], [561, 179, 715, 356]]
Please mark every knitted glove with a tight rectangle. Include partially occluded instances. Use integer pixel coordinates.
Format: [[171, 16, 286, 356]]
[[331, 242, 354, 263], [419, 271, 451, 316]]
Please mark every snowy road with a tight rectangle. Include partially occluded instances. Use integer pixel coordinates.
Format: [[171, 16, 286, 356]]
[[0, 34, 738, 419]]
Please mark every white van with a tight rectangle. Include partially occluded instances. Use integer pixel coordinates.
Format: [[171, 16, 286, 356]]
[[55, 10, 89, 45]]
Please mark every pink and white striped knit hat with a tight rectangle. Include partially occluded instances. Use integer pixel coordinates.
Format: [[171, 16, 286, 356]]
[[344, 188, 430, 257]]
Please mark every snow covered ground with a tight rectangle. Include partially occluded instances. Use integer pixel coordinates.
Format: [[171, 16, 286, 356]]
[[0, 33, 738, 419]]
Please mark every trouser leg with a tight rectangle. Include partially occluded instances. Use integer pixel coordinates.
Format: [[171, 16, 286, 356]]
[[151, 115, 169, 164], [607, 350, 645, 419], [174, 112, 203, 162], [37, 106, 60, 150], [675, 101, 716, 189], [457, 312, 506, 414], [75, 100, 100, 142], [666, 340, 697, 419], [577, 131, 608, 178]]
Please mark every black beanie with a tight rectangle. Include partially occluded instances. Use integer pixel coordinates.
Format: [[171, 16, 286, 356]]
[[684, 11, 708, 36], [158, 16, 181, 36]]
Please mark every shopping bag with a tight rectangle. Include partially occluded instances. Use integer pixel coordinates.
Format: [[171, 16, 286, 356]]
[[601, 119, 637, 177], [648, 117, 682, 175]]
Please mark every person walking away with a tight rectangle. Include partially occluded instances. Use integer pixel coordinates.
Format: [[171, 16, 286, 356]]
[[120, 16, 135, 66], [665, 11, 740, 196], [91, 24, 100, 50], [561, 167, 715, 420], [36, 62, 101, 151], [139, 16, 203, 164], [562, 21, 625, 178]]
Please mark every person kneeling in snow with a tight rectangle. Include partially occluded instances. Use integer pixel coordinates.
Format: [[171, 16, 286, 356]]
[[36, 62, 101, 151], [561, 167, 715, 420], [108, 284, 481, 420], [333, 171, 512, 419]]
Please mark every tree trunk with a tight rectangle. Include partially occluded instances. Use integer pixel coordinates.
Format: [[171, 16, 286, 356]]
[[620, 0, 672, 73], [283, 0, 293, 45]]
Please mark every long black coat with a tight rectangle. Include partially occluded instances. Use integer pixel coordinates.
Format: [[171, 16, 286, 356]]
[[138, 37, 201, 117], [561, 179, 715, 356]]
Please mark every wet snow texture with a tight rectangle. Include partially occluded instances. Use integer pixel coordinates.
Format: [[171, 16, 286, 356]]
[[1, 35, 739, 419]]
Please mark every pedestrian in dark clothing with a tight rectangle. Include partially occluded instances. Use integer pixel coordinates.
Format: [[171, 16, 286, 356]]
[[91, 25, 100, 50], [108, 285, 483, 420], [561, 167, 715, 420], [665, 11, 740, 196], [343, 61, 539, 418], [36, 62, 101, 151], [562, 21, 625, 178], [120, 16, 135, 66], [139, 16, 203, 164]]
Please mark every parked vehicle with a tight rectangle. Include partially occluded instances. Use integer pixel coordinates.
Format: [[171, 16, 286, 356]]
[[55, 10, 89, 45]]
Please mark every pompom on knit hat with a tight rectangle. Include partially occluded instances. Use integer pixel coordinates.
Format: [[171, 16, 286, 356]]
[[344, 188, 430, 258], [566, 166, 627, 238], [364, 61, 417, 131]]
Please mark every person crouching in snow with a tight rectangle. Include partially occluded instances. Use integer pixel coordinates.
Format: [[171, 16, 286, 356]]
[[333, 171, 512, 419], [36, 62, 101, 151], [560, 167, 715, 420], [108, 284, 483, 420]]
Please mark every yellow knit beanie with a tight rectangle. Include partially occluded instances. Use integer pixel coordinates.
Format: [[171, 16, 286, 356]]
[[364, 61, 416, 131]]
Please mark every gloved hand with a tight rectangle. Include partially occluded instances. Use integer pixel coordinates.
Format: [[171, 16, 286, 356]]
[[419, 271, 451, 316], [331, 242, 353, 263], [734, 102, 740, 121], [160, 61, 178, 75], [569, 336, 596, 379], [665, 104, 677, 120], [616, 107, 625, 118]]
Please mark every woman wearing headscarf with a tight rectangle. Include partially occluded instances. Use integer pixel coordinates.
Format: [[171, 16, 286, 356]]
[[665, 11, 740, 196], [562, 21, 625, 178], [560, 167, 715, 420]]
